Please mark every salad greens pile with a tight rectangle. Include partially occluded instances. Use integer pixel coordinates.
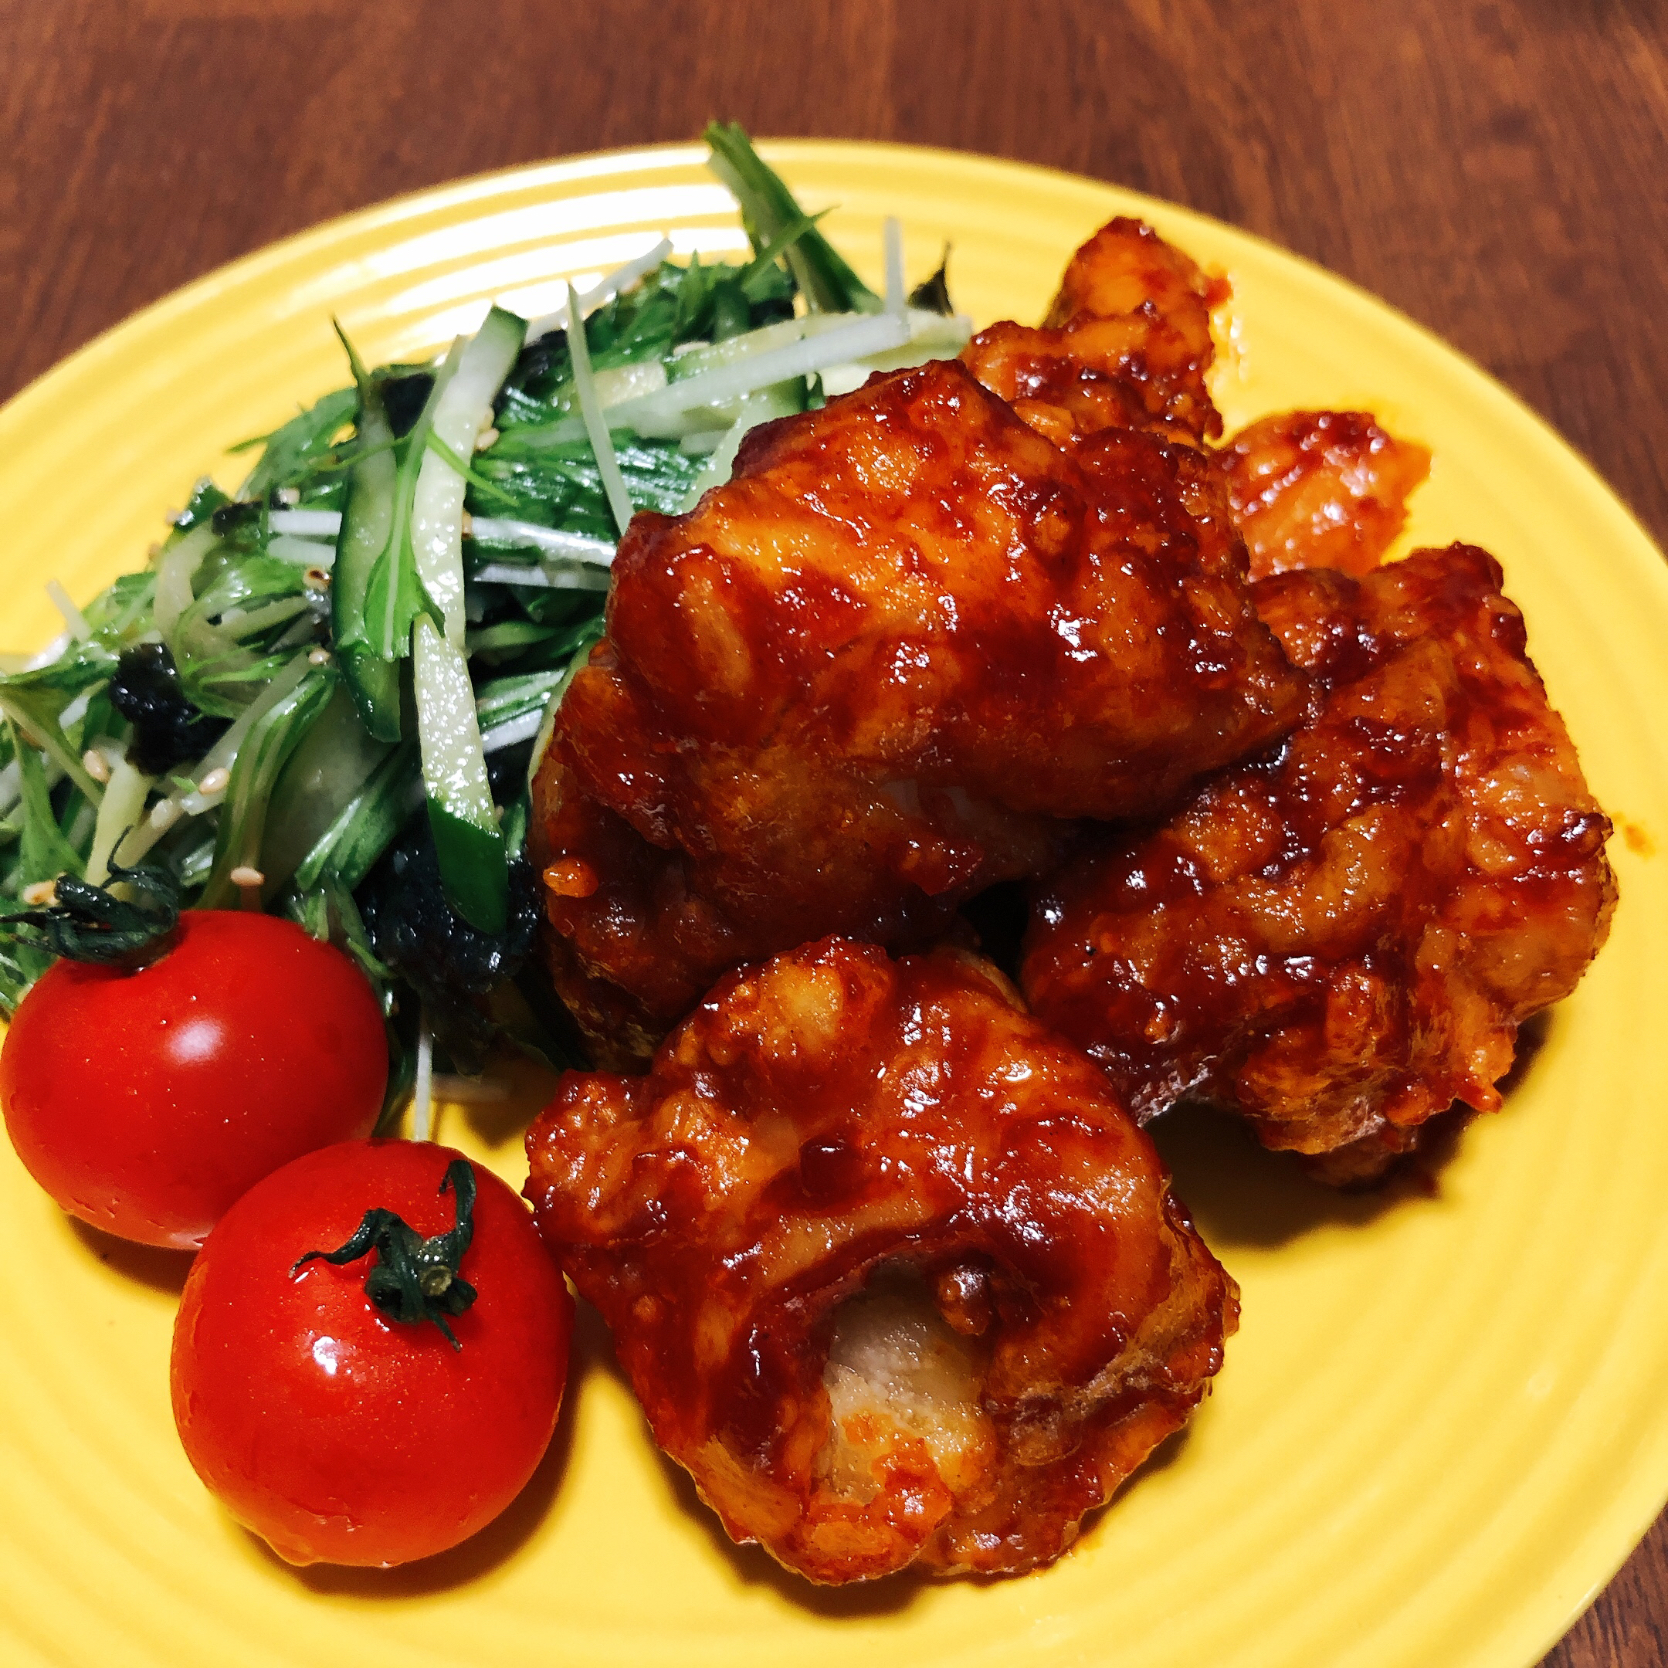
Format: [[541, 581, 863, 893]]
[[0, 123, 969, 1111]]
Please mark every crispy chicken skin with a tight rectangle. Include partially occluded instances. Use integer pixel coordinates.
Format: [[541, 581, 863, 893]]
[[962, 216, 1229, 448], [1219, 410, 1432, 580], [524, 938, 1236, 1582], [533, 357, 1306, 1058], [1022, 544, 1615, 1178]]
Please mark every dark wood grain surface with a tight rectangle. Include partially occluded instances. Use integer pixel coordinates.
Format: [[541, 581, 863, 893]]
[[4, 1, 1665, 1660]]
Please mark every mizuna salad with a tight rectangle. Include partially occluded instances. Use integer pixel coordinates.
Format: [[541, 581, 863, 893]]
[[0, 124, 969, 1117]]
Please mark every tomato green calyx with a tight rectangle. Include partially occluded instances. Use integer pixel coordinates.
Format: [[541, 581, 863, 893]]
[[292, 1158, 479, 1349], [0, 860, 181, 966]]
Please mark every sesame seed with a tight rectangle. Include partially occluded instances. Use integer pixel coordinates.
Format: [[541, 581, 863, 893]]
[[474, 427, 500, 452], [150, 799, 181, 831], [82, 748, 112, 784], [461, 511, 474, 536], [308, 647, 332, 666], [276, 487, 301, 506], [20, 880, 58, 908], [229, 865, 265, 889], [198, 767, 231, 796], [303, 566, 330, 590]]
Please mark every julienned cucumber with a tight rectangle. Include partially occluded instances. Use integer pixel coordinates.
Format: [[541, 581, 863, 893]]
[[332, 356, 402, 739], [411, 307, 526, 645], [413, 615, 507, 934]]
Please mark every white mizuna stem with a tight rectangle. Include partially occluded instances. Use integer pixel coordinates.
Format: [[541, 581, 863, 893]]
[[268, 509, 343, 537], [153, 522, 218, 646], [411, 308, 526, 646], [524, 236, 675, 343], [479, 709, 546, 753], [472, 562, 611, 592], [46, 580, 92, 642], [600, 310, 911, 436], [883, 217, 906, 315], [468, 518, 615, 564], [412, 1016, 435, 1143], [85, 757, 155, 886], [267, 533, 337, 567], [564, 283, 637, 536], [57, 686, 100, 733]]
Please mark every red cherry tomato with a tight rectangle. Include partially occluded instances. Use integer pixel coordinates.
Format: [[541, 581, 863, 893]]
[[170, 1139, 573, 1568], [0, 910, 387, 1248]]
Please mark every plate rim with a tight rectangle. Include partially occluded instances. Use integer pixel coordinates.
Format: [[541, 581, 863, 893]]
[[2, 136, 1666, 1668]]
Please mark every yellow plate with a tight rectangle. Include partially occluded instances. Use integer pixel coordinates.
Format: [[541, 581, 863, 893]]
[[2, 141, 1666, 1668]]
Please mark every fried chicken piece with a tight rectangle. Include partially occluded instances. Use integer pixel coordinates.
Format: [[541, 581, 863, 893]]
[[1022, 543, 1615, 1177], [525, 938, 1236, 1582], [533, 358, 1307, 1059], [962, 216, 1229, 448], [1219, 410, 1432, 579]]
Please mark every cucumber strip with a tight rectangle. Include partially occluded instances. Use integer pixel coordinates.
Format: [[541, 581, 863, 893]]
[[413, 615, 506, 933], [411, 307, 525, 647], [332, 344, 403, 738], [258, 683, 394, 893], [292, 737, 421, 895], [677, 380, 807, 510], [364, 348, 462, 661]]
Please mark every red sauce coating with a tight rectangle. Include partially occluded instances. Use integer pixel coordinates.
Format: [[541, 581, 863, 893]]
[[1022, 543, 1616, 1177], [525, 938, 1236, 1582], [532, 357, 1305, 1061]]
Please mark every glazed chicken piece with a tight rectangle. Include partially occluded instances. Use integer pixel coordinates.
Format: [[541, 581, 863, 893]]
[[525, 938, 1236, 1582], [533, 357, 1307, 1061], [1022, 543, 1615, 1180], [964, 220, 1430, 575], [1219, 410, 1431, 580], [962, 216, 1229, 449]]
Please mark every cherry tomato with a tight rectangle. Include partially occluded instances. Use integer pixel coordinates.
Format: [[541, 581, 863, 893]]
[[170, 1139, 573, 1568], [0, 910, 387, 1248]]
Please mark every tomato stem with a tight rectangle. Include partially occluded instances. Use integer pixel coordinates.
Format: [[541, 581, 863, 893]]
[[0, 858, 180, 966], [292, 1158, 478, 1348]]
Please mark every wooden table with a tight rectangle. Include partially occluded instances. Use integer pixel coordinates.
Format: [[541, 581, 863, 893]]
[[4, 2, 1664, 1661]]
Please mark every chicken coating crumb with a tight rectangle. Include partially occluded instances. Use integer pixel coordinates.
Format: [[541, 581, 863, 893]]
[[524, 938, 1237, 1582], [1022, 543, 1615, 1177]]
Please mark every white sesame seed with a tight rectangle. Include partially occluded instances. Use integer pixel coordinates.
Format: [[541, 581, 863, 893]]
[[82, 748, 112, 784], [461, 511, 474, 536], [276, 487, 301, 506], [198, 767, 231, 796], [229, 865, 265, 889], [474, 427, 500, 452], [303, 567, 330, 591], [308, 647, 332, 666], [20, 880, 58, 908], [150, 799, 181, 831]]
